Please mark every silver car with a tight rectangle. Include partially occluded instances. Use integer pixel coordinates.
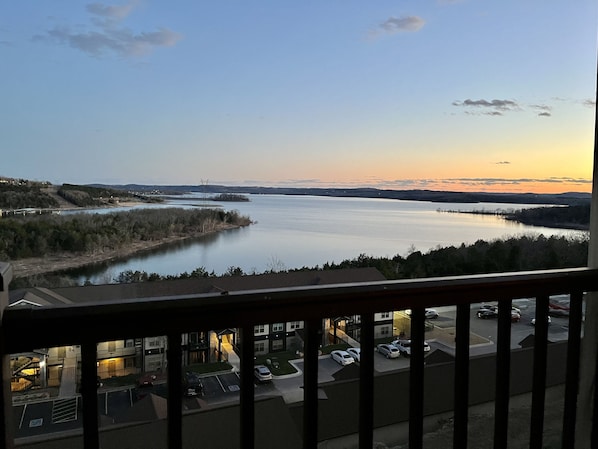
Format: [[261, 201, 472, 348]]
[[377, 343, 400, 359], [254, 365, 273, 382], [331, 350, 355, 366], [346, 347, 361, 362], [391, 339, 430, 356]]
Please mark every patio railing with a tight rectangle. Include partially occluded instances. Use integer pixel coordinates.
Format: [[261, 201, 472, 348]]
[[1, 263, 598, 449]]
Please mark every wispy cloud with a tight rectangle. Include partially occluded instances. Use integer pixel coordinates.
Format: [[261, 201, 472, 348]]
[[583, 98, 596, 108], [370, 16, 425, 38], [452, 99, 520, 116], [34, 1, 182, 58], [530, 104, 552, 117], [494, 161, 511, 165]]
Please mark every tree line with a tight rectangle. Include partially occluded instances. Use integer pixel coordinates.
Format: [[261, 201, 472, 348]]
[[0, 184, 59, 209], [0, 208, 251, 260], [57, 184, 154, 207]]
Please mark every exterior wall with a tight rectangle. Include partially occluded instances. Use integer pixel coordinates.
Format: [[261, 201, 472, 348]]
[[142, 336, 167, 372]]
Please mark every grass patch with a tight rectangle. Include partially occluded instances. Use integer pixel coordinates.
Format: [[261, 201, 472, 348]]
[[254, 350, 299, 376], [185, 362, 233, 375]]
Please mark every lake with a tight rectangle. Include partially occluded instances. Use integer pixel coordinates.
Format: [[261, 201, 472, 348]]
[[66, 194, 585, 284]]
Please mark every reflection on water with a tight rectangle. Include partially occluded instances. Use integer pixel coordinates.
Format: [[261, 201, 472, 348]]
[[61, 194, 584, 284]]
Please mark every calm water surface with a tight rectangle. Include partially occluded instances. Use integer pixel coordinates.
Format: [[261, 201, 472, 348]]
[[68, 194, 584, 283]]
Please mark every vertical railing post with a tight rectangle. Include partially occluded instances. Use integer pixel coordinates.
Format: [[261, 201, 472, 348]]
[[453, 303, 470, 449], [240, 325, 255, 449], [0, 262, 14, 449], [303, 318, 320, 449], [530, 295, 549, 449], [494, 299, 512, 449], [167, 333, 183, 449], [359, 312, 374, 449], [81, 339, 100, 449], [409, 306, 425, 449], [563, 291, 584, 448]]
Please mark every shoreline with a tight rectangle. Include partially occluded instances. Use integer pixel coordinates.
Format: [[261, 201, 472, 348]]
[[9, 223, 239, 279]]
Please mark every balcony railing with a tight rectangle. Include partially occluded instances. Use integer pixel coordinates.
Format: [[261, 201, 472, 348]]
[[1, 263, 598, 449]]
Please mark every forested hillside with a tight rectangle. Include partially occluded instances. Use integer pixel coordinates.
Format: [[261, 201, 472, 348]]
[[57, 184, 147, 207], [505, 205, 590, 230], [0, 208, 251, 260], [0, 182, 59, 209], [320, 234, 588, 280]]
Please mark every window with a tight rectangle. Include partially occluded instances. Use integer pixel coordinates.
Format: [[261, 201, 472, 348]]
[[147, 338, 162, 348], [380, 326, 390, 336], [125, 358, 135, 368], [271, 339, 284, 351], [254, 324, 265, 334], [380, 312, 391, 319], [272, 323, 284, 332], [125, 339, 135, 348], [254, 342, 266, 353], [290, 321, 302, 330]]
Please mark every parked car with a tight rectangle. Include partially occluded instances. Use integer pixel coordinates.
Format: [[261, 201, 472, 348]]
[[531, 316, 552, 326], [404, 309, 439, 319], [346, 347, 361, 362], [331, 350, 355, 366], [183, 371, 204, 396], [425, 309, 439, 319], [391, 339, 431, 356], [511, 310, 521, 322], [477, 308, 498, 319], [254, 365, 273, 382], [376, 343, 400, 359], [479, 304, 498, 311]]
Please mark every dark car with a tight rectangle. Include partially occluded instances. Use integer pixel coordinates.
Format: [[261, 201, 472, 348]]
[[477, 308, 498, 319]]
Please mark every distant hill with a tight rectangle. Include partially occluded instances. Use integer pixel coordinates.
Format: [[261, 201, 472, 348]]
[[90, 184, 591, 206]]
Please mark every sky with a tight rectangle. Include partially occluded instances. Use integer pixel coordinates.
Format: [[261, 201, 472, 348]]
[[2, 1, 598, 194]]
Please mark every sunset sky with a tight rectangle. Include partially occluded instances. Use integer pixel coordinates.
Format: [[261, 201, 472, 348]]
[[2, 1, 597, 193]]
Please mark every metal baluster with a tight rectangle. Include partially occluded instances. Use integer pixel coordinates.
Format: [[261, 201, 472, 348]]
[[562, 291, 583, 448], [453, 303, 470, 448], [530, 295, 549, 449], [494, 299, 512, 449], [167, 333, 182, 449], [359, 312, 374, 449], [81, 340, 99, 449], [409, 306, 425, 449], [240, 325, 255, 449], [303, 318, 320, 449]]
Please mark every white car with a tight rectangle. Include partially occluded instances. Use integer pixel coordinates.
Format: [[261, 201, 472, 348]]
[[405, 309, 439, 319], [254, 365, 273, 382], [425, 309, 439, 319], [331, 350, 355, 366], [377, 343, 400, 359], [391, 339, 431, 356], [346, 347, 361, 362]]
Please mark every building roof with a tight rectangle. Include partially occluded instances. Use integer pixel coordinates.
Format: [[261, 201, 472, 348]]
[[10, 267, 387, 307]]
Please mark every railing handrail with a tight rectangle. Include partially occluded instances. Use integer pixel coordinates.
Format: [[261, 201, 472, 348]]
[[4, 267, 597, 353]]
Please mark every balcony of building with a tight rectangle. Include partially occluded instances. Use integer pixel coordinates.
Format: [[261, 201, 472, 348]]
[[1, 259, 598, 449]]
